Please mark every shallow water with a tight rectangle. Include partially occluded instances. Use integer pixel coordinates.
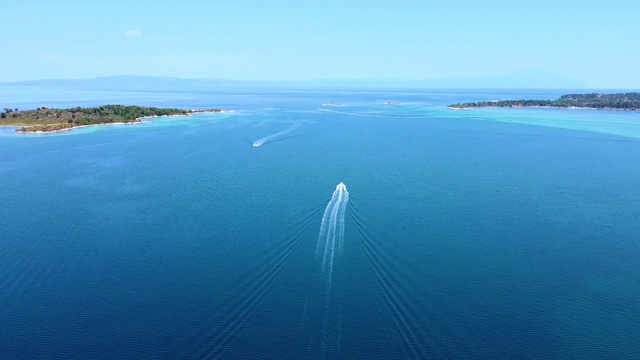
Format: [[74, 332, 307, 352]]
[[1, 87, 639, 359]]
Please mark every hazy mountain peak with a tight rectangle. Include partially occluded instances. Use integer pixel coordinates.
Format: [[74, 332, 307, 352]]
[[1, 69, 590, 89]]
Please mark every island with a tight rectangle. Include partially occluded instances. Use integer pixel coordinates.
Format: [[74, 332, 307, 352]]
[[0, 105, 226, 133], [448, 92, 640, 110]]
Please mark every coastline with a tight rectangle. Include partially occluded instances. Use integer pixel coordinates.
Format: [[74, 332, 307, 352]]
[[448, 93, 640, 112], [9, 109, 233, 134], [13, 121, 143, 134], [447, 105, 640, 111]]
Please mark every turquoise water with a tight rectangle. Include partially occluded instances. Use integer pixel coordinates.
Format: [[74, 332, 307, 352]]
[[1, 87, 639, 359]]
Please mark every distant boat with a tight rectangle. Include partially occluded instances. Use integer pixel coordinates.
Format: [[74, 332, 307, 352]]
[[336, 182, 347, 191]]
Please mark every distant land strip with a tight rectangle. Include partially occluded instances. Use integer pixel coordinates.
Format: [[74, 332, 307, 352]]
[[0, 105, 227, 133], [448, 92, 640, 110]]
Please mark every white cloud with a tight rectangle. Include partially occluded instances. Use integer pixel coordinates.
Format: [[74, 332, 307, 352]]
[[124, 30, 143, 37]]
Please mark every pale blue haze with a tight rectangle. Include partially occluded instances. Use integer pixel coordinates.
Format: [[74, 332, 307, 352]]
[[1, 0, 640, 87]]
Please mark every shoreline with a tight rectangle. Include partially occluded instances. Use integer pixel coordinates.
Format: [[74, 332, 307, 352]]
[[447, 105, 640, 111], [448, 93, 640, 112], [9, 109, 233, 134], [12, 121, 143, 134]]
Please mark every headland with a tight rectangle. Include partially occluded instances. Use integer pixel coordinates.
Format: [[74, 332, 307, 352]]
[[0, 105, 229, 133], [449, 92, 640, 111]]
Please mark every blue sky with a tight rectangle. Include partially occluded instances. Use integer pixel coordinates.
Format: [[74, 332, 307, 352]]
[[2, 0, 639, 88]]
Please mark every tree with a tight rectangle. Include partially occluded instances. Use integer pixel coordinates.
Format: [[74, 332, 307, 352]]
[[1, 112, 5, 119]]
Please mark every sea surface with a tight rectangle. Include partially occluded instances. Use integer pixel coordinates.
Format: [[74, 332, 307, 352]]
[[1, 87, 639, 359]]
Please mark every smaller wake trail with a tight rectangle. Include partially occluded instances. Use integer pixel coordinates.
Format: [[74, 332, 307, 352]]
[[316, 182, 349, 286], [252, 121, 301, 147]]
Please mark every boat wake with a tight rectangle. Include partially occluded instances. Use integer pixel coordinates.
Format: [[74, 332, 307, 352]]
[[252, 121, 301, 147], [316, 182, 349, 286]]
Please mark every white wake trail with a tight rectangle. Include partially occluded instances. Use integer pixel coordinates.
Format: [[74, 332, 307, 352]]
[[252, 121, 301, 147], [322, 189, 342, 278], [316, 192, 338, 259], [316, 182, 349, 285]]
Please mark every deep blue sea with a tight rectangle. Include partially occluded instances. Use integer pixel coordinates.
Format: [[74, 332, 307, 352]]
[[1, 87, 639, 359]]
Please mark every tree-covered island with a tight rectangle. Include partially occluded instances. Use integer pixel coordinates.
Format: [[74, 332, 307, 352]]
[[0, 105, 226, 133], [449, 92, 640, 110]]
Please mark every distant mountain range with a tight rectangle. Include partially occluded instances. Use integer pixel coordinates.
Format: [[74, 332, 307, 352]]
[[0, 68, 589, 90]]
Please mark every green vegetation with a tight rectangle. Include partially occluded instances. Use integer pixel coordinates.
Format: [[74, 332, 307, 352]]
[[449, 92, 640, 110], [0, 105, 223, 133]]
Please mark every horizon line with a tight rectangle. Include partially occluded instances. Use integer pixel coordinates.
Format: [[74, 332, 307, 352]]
[[3, 74, 639, 90]]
